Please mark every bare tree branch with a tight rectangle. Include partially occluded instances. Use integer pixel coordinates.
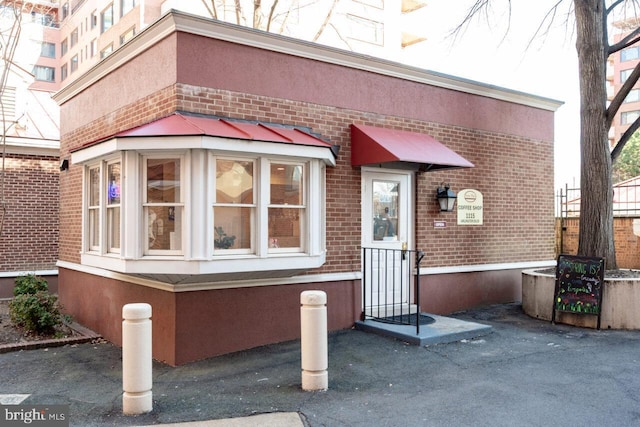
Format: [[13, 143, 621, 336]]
[[253, 0, 262, 29], [611, 116, 640, 162], [608, 26, 640, 53], [200, 0, 217, 19], [313, 0, 340, 42], [525, 0, 569, 51], [234, 0, 242, 25], [606, 0, 627, 15], [265, 0, 278, 32], [449, 0, 493, 43], [606, 61, 640, 127]]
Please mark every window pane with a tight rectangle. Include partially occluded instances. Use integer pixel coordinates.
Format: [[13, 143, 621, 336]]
[[268, 207, 302, 248], [270, 163, 303, 205], [108, 163, 121, 204], [621, 47, 640, 62], [89, 167, 100, 206], [147, 158, 180, 203], [621, 110, 640, 125], [33, 66, 55, 82], [70, 28, 78, 47], [216, 159, 253, 203], [100, 43, 113, 59], [624, 89, 640, 104], [108, 206, 120, 250], [40, 42, 55, 58], [89, 209, 99, 249], [121, 0, 135, 16], [120, 26, 135, 45], [372, 180, 399, 241], [101, 4, 113, 33], [148, 206, 181, 250], [214, 206, 253, 250]]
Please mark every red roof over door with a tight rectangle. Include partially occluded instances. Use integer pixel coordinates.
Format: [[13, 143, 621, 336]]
[[350, 124, 474, 171]]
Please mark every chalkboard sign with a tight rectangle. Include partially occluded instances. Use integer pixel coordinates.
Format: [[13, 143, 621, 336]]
[[553, 254, 605, 328]]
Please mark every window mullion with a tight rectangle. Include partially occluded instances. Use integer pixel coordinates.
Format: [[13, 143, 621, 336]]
[[258, 157, 269, 257]]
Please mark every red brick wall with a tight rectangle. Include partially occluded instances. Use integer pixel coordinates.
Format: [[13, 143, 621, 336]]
[[558, 217, 640, 268], [59, 83, 555, 270], [0, 153, 59, 272]]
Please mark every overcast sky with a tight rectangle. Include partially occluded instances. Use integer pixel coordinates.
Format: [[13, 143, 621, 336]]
[[414, 0, 581, 190]]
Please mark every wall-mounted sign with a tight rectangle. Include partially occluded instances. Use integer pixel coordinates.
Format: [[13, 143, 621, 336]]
[[457, 189, 483, 225], [433, 220, 447, 228]]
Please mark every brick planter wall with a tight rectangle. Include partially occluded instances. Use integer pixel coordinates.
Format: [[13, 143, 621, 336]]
[[557, 217, 640, 269]]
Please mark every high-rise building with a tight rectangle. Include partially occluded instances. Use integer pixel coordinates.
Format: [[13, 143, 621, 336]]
[[608, 17, 640, 147], [55, 0, 428, 89]]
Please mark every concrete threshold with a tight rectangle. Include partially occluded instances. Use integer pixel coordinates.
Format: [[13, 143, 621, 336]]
[[355, 313, 493, 346]]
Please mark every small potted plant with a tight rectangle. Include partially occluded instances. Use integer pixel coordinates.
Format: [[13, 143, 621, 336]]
[[214, 226, 236, 249]]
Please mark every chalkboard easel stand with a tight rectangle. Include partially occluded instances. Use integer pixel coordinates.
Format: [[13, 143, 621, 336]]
[[552, 254, 605, 330]]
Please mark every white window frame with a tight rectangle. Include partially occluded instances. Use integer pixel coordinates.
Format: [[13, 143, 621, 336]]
[[84, 156, 122, 255], [143, 153, 185, 256], [87, 164, 102, 252], [267, 159, 307, 254], [73, 135, 333, 278], [101, 3, 114, 34], [212, 155, 257, 256], [106, 160, 122, 254]]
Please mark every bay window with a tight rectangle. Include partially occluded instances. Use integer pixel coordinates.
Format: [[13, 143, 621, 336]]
[[73, 117, 335, 282]]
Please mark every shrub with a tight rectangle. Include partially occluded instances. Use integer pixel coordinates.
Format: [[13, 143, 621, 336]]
[[9, 275, 65, 334]]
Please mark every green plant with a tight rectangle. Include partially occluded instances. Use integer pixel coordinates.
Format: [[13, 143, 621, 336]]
[[13, 274, 48, 296], [9, 275, 65, 334], [214, 226, 236, 249]]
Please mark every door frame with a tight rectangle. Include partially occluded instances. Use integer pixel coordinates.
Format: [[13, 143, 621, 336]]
[[361, 167, 415, 313], [361, 167, 414, 251]]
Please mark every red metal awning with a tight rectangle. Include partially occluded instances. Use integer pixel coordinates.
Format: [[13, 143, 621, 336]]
[[350, 124, 474, 171], [77, 113, 337, 156]]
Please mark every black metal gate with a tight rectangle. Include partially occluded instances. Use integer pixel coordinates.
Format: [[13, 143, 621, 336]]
[[361, 247, 425, 334]]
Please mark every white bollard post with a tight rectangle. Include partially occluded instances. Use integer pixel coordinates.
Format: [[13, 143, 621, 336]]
[[300, 290, 328, 391], [122, 303, 153, 415]]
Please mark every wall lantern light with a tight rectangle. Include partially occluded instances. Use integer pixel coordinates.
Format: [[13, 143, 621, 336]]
[[436, 183, 457, 212]]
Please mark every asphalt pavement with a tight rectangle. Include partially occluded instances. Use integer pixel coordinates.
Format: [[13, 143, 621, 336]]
[[1, 303, 640, 426]]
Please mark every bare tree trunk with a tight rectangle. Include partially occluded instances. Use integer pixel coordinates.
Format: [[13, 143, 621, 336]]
[[253, 0, 262, 29], [574, 0, 616, 268]]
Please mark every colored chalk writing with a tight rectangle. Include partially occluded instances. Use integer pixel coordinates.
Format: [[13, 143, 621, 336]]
[[554, 254, 605, 315]]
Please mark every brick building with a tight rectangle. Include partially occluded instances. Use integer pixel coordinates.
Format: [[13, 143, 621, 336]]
[[54, 11, 561, 365], [0, 2, 60, 295]]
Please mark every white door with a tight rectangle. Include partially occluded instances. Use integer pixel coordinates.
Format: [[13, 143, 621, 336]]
[[361, 169, 413, 316]]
